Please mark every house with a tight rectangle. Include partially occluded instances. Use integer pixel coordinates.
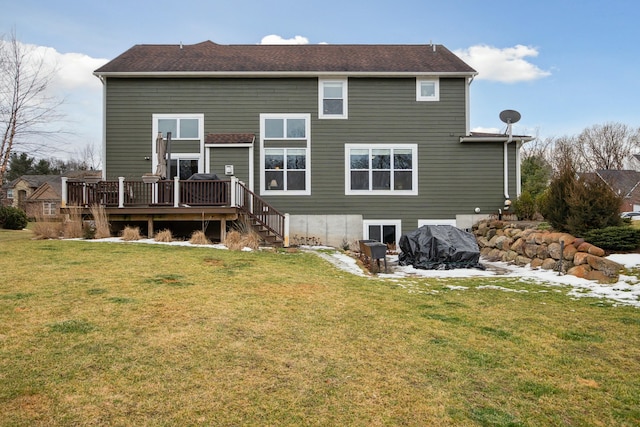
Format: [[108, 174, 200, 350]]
[[592, 170, 640, 212], [6, 172, 102, 219], [5, 175, 60, 216], [80, 41, 533, 247]]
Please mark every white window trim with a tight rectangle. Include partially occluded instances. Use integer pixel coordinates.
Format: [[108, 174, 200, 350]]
[[416, 78, 440, 102], [152, 114, 204, 176], [345, 143, 418, 195], [418, 219, 457, 227], [319, 78, 348, 119], [363, 220, 402, 246], [43, 202, 56, 216], [260, 113, 311, 196]]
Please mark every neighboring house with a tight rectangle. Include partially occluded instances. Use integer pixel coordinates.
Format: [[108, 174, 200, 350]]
[[86, 41, 533, 247], [6, 172, 102, 219], [623, 154, 640, 171], [593, 170, 640, 212], [5, 175, 60, 214]]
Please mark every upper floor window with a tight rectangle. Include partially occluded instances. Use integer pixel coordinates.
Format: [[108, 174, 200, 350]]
[[416, 78, 440, 102], [264, 117, 307, 139], [7, 189, 13, 199], [155, 114, 203, 140], [319, 79, 348, 119], [345, 144, 418, 195]]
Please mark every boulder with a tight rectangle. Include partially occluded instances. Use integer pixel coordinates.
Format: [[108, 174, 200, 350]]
[[536, 244, 549, 260], [530, 258, 544, 269], [563, 244, 578, 261], [573, 252, 593, 266], [587, 257, 623, 278], [548, 242, 562, 260], [541, 258, 558, 270], [568, 264, 591, 279]]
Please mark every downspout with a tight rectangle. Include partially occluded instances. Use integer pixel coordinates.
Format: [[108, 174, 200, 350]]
[[504, 125, 512, 200], [515, 139, 522, 198], [97, 75, 107, 180]]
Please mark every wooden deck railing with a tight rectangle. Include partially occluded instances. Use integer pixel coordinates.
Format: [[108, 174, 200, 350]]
[[65, 178, 230, 208], [62, 176, 287, 245]]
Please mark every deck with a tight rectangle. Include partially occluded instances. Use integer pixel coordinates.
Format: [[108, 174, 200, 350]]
[[61, 176, 288, 245]]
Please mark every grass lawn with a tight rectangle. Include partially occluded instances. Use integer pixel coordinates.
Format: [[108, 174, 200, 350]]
[[1, 228, 639, 426]]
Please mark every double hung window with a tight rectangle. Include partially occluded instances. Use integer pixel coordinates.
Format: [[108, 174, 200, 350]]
[[345, 144, 417, 195], [319, 79, 348, 119]]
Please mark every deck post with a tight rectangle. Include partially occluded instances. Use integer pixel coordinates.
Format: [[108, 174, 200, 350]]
[[174, 176, 180, 207], [61, 177, 68, 208], [230, 177, 238, 207], [220, 218, 226, 242], [147, 217, 154, 238], [284, 213, 290, 247], [118, 177, 125, 208]]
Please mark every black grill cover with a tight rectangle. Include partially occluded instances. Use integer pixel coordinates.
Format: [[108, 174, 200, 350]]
[[187, 173, 220, 180], [398, 225, 483, 270]]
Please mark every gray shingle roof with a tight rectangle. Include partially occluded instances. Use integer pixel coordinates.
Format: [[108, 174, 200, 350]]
[[94, 41, 476, 76]]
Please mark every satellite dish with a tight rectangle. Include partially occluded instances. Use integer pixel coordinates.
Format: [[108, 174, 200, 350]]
[[499, 109, 521, 124]]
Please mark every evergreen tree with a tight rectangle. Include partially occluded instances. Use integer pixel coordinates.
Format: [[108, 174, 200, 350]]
[[521, 155, 552, 199]]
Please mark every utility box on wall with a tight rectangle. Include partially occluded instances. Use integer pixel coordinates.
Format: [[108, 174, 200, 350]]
[[224, 165, 234, 176]]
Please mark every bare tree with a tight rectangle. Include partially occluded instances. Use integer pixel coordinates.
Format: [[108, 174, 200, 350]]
[[76, 142, 102, 170], [0, 30, 64, 183], [575, 122, 640, 172]]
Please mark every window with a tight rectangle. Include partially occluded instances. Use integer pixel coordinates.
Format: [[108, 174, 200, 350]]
[[43, 202, 56, 216], [169, 158, 200, 180], [319, 79, 348, 119], [260, 114, 311, 195], [154, 114, 203, 140], [345, 144, 417, 195], [152, 114, 204, 178], [7, 189, 13, 199], [363, 220, 402, 249], [416, 78, 439, 101], [264, 148, 306, 191]]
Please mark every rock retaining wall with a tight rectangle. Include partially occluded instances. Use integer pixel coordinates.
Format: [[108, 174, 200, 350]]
[[473, 220, 623, 283]]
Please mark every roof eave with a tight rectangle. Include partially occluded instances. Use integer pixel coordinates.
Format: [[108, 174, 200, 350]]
[[93, 70, 478, 79], [459, 136, 535, 143]]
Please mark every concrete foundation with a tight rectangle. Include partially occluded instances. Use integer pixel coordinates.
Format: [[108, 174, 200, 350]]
[[289, 214, 363, 249]]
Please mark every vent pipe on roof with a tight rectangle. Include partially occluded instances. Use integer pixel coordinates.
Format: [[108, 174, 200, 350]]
[[180, 41, 183, 50]]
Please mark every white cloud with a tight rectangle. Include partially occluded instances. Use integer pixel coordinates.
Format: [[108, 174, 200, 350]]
[[454, 44, 551, 83], [259, 34, 310, 45], [471, 126, 501, 134]]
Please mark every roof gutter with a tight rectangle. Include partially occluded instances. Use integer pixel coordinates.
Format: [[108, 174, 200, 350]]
[[93, 70, 478, 79]]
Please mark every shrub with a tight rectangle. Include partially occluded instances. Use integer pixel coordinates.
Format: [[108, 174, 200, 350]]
[[32, 215, 62, 239], [583, 226, 640, 252], [539, 164, 622, 235], [0, 206, 28, 230], [512, 191, 537, 220], [154, 229, 173, 242], [224, 230, 243, 250], [122, 226, 142, 241], [62, 206, 83, 238], [89, 204, 111, 238], [189, 230, 211, 245]]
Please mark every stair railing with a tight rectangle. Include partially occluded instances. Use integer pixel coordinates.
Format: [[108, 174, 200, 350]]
[[233, 178, 286, 243]]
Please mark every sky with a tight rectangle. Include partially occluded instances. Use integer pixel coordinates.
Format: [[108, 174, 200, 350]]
[[2, 0, 640, 161]]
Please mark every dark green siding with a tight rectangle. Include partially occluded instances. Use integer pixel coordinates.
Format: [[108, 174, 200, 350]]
[[104, 77, 515, 233], [209, 147, 250, 183]]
